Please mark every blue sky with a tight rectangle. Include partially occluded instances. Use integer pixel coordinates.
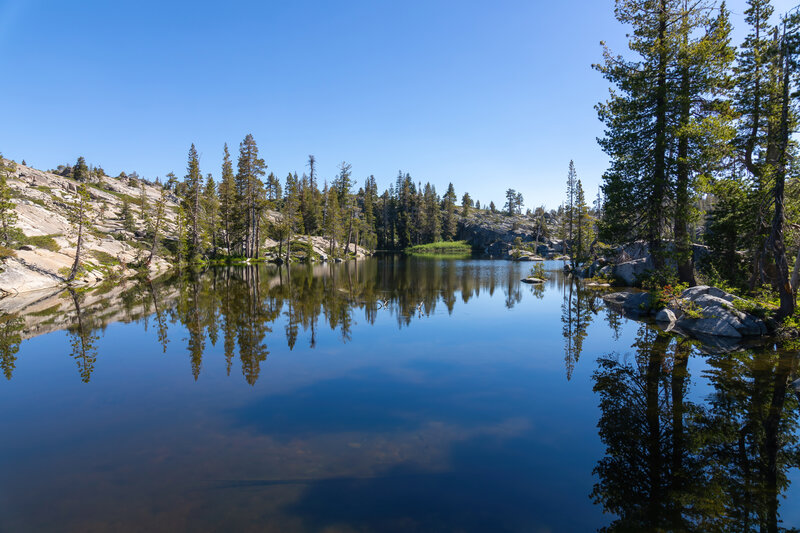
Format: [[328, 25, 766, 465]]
[[0, 0, 796, 209]]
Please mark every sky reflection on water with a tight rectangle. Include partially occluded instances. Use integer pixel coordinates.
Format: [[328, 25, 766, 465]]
[[0, 257, 798, 532]]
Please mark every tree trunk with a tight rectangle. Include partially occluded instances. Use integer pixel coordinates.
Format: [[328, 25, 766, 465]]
[[67, 195, 84, 282], [649, 0, 669, 273], [674, 23, 695, 285], [254, 211, 260, 259], [770, 34, 795, 320], [790, 244, 800, 297], [224, 211, 231, 255], [345, 209, 354, 256], [146, 224, 160, 266], [146, 199, 164, 266]]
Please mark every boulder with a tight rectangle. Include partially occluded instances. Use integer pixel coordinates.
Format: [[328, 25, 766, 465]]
[[681, 285, 735, 302], [676, 316, 742, 338], [603, 286, 769, 341], [603, 291, 653, 315], [617, 241, 650, 261], [521, 277, 544, 284], [613, 258, 652, 286], [515, 254, 543, 262], [655, 308, 677, 323], [671, 286, 769, 338]]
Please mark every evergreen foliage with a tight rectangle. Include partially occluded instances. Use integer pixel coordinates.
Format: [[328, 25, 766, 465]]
[[0, 156, 18, 247]]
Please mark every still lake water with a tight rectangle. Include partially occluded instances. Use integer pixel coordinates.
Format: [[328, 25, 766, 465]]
[[0, 257, 798, 532]]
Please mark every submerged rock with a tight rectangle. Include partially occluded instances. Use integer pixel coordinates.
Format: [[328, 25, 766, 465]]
[[521, 277, 544, 284], [585, 281, 611, 288], [602, 291, 653, 316]]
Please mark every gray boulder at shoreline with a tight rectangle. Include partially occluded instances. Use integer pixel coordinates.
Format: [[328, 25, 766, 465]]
[[603, 285, 769, 340]]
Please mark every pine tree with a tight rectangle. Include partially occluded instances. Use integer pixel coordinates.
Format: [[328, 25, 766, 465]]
[[597, 0, 735, 281], [596, 0, 678, 270], [301, 155, 322, 235], [203, 173, 219, 256], [165, 172, 178, 191], [461, 192, 472, 217], [423, 183, 442, 242], [333, 161, 353, 208], [504, 188, 519, 216], [218, 143, 236, 254], [236, 134, 267, 258], [0, 156, 18, 247], [283, 172, 300, 263], [334, 162, 356, 254], [139, 181, 150, 232], [395, 173, 414, 248], [732, 0, 798, 316], [175, 205, 188, 266], [672, 2, 735, 284], [565, 160, 577, 258], [73, 156, 89, 182], [66, 183, 91, 282], [322, 183, 342, 257], [146, 187, 168, 266], [121, 198, 135, 232], [360, 175, 378, 250], [183, 144, 203, 260], [442, 183, 457, 240], [265, 172, 282, 206], [574, 180, 594, 266]]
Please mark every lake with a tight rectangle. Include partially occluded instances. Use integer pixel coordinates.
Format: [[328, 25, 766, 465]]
[[0, 257, 798, 532]]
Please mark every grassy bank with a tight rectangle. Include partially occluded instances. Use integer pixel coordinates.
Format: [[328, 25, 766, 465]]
[[405, 241, 472, 256]]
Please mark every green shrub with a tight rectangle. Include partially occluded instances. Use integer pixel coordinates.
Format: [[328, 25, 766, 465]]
[[20, 234, 60, 252], [406, 241, 472, 255], [529, 263, 547, 280], [89, 250, 119, 265]]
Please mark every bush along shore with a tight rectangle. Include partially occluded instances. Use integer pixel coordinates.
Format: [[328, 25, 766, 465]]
[[405, 241, 472, 256]]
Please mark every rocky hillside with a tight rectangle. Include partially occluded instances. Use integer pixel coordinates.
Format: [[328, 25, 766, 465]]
[[0, 160, 178, 296], [0, 159, 369, 298], [456, 210, 565, 258]]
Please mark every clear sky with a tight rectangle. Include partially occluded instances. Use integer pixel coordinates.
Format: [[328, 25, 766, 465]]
[[0, 0, 796, 209]]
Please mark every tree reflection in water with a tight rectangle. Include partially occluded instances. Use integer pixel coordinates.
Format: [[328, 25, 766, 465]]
[[0, 312, 23, 380], [67, 289, 100, 384], [2, 259, 799, 530], [2, 259, 533, 383], [592, 325, 800, 532], [561, 278, 602, 380]]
